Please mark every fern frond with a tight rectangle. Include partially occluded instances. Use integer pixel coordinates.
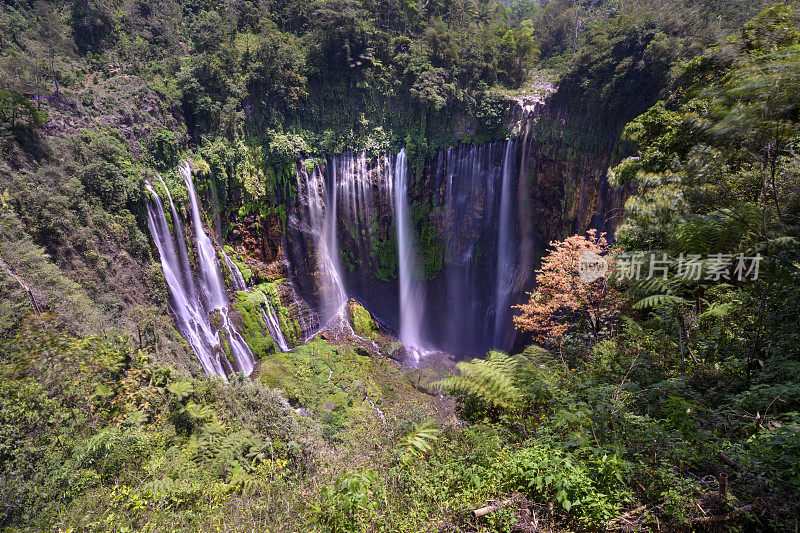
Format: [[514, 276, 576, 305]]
[[434, 351, 529, 410], [699, 302, 733, 321], [633, 294, 689, 310], [400, 421, 439, 463]]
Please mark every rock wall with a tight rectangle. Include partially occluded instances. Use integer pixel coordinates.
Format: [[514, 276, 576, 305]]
[[224, 95, 628, 357]]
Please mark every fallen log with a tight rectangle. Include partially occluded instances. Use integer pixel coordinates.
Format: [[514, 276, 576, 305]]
[[607, 505, 647, 527], [471, 496, 517, 519], [716, 452, 743, 472]]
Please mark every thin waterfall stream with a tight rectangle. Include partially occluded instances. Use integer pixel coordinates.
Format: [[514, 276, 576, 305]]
[[494, 139, 517, 348], [393, 149, 429, 359], [221, 249, 291, 352]]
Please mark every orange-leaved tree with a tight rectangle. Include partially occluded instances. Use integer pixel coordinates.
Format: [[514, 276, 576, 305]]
[[513, 230, 622, 347]]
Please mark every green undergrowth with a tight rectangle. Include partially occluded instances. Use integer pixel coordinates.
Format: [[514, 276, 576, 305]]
[[258, 339, 438, 440], [0, 321, 322, 531]]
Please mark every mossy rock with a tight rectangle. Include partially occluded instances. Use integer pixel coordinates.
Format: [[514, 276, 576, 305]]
[[386, 341, 407, 361], [347, 299, 377, 339], [255, 338, 440, 437], [404, 368, 441, 396], [233, 290, 275, 359]]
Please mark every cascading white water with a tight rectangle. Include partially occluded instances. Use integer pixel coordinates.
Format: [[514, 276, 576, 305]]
[[221, 249, 247, 292], [156, 174, 197, 300], [178, 163, 255, 376], [302, 162, 348, 325], [393, 150, 429, 358], [286, 143, 530, 357], [323, 159, 348, 319], [181, 163, 227, 308], [222, 248, 291, 353], [145, 182, 226, 376], [262, 304, 290, 352], [494, 139, 517, 347], [293, 161, 353, 343]]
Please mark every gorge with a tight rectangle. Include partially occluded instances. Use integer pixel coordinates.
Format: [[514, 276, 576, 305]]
[[148, 105, 624, 376], [8, 1, 798, 529]]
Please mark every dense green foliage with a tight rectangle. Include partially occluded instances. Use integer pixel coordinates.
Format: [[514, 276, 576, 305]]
[[2, 0, 800, 531]]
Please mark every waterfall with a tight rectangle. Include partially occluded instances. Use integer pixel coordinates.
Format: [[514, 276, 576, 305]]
[[221, 250, 247, 292], [428, 142, 508, 355], [139, 164, 258, 377], [302, 161, 347, 325], [222, 248, 291, 352], [293, 161, 350, 340], [393, 150, 429, 358], [155, 174, 197, 302], [261, 303, 290, 352], [178, 163, 255, 375], [285, 142, 530, 357], [181, 163, 227, 309], [493, 139, 517, 348], [323, 158, 347, 319], [149, 142, 535, 362], [145, 182, 227, 377]]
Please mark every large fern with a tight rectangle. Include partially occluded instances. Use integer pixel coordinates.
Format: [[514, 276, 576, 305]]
[[434, 351, 529, 411], [399, 421, 439, 463], [633, 294, 690, 310], [190, 424, 265, 478], [673, 205, 761, 254]]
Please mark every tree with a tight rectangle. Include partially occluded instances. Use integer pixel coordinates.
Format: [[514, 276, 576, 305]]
[[514, 230, 622, 346], [191, 10, 227, 55], [245, 28, 308, 123], [0, 88, 45, 129], [35, 1, 72, 99]]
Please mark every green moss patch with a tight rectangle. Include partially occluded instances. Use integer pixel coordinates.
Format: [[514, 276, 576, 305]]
[[233, 290, 275, 359], [348, 300, 377, 339], [257, 339, 438, 438]]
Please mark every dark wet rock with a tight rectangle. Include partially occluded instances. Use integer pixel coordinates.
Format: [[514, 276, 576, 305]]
[[387, 341, 407, 362], [405, 368, 441, 396]]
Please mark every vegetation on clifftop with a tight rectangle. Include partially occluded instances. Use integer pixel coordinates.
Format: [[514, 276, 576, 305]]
[[2, 0, 800, 531]]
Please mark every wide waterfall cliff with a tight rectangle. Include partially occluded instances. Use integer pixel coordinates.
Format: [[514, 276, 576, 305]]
[[146, 104, 624, 372], [278, 109, 624, 358]]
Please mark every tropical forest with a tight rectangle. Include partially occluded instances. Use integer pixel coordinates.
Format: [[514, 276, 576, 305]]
[[1, 0, 800, 530]]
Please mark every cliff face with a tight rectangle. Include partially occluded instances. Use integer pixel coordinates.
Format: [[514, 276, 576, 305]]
[[221, 95, 627, 357]]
